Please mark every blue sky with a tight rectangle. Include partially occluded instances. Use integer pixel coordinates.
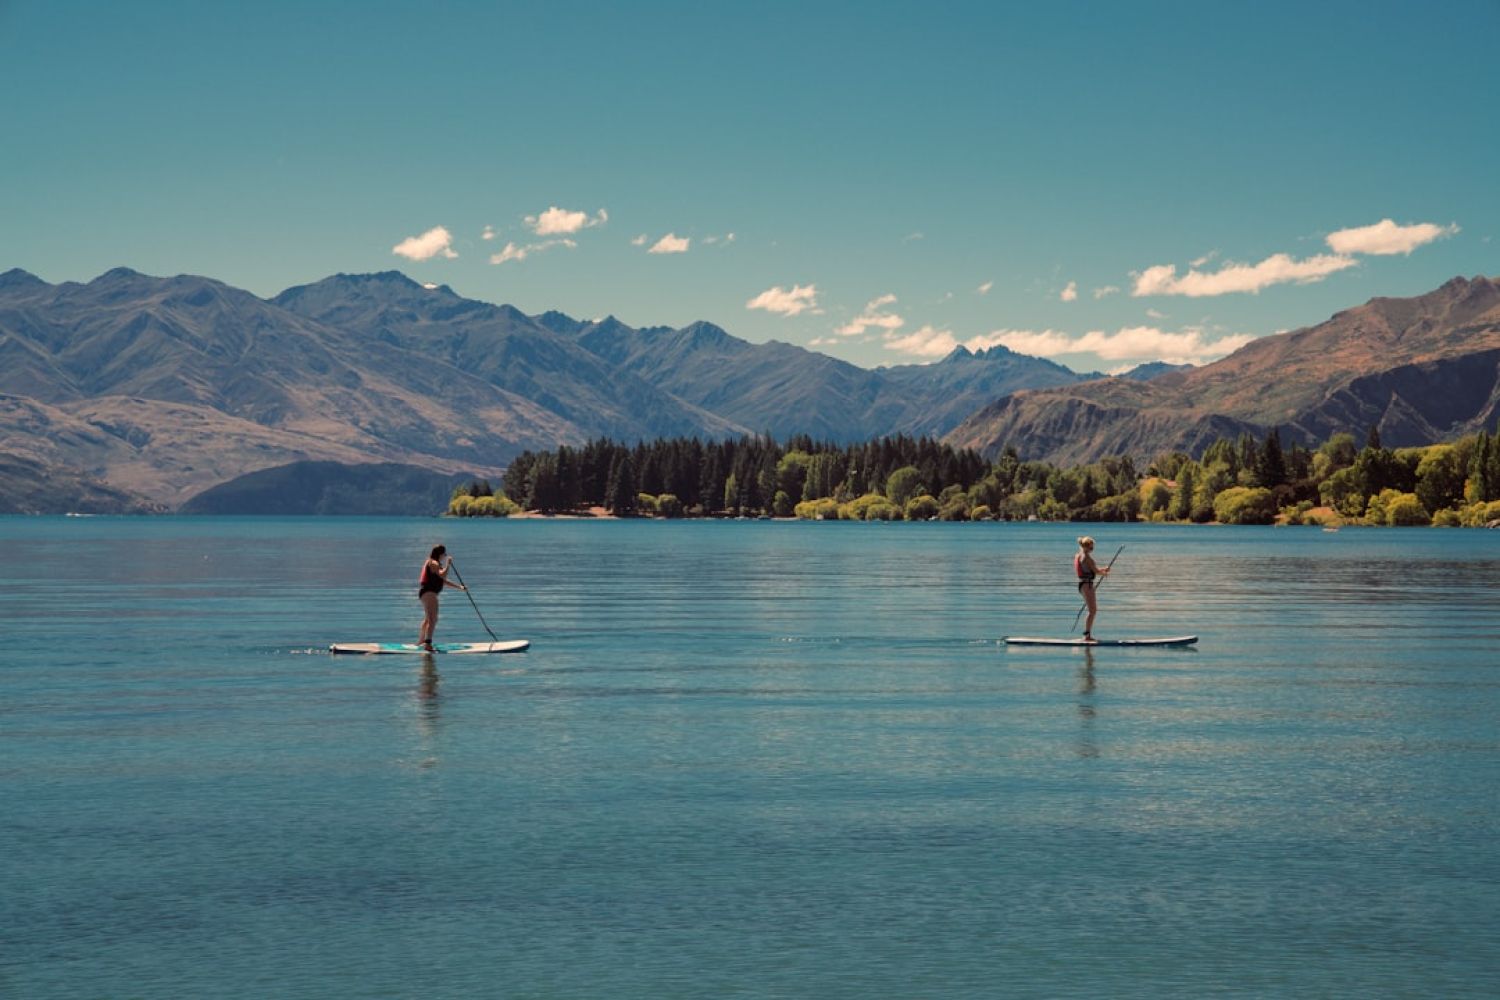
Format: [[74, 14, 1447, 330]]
[[3, 0, 1496, 372]]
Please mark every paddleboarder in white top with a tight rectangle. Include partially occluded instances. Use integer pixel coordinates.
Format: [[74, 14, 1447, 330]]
[[417, 544, 466, 651], [1074, 536, 1109, 643]]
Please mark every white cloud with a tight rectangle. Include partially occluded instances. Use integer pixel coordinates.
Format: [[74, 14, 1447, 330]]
[[747, 283, 820, 317], [703, 233, 737, 246], [967, 326, 1256, 366], [1093, 285, 1120, 299], [976, 280, 993, 295], [884, 324, 958, 358], [902, 231, 925, 242], [631, 234, 648, 246], [1190, 250, 1219, 267], [392, 225, 458, 261], [1132, 253, 1357, 297], [648, 233, 690, 254], [1060, 281, 1078, 302], [481, 225, 497, 241], [1146, 308, 1166, 320], [525, 206, 608, 236], [1326, 219, 1459, 256], [488, 238, 577, 265], [836, 293, 904, 336]]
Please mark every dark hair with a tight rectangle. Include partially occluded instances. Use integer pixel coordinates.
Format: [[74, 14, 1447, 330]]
[[429, 544, 447, 560]]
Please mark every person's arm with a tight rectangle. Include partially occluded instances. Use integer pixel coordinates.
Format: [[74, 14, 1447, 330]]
[[438, 558, 466, 590]]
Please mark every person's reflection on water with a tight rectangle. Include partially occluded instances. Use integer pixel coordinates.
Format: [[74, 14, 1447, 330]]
[[418, 655, 441, 702], [414, 654, 442, 767], [1076, 646, 1099, 759]]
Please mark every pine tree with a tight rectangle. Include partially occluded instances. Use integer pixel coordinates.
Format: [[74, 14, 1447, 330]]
[[605, 453, 637, 515], [1170, 464, 1197, 521], [503, 452, 534, 503], [1255, 427, 1288, 487], [527, 453, 561, 513]]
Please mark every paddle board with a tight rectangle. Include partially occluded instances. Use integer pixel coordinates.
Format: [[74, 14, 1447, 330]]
[[1003, 635, 1197, 647], [329, 640, 530, 655]]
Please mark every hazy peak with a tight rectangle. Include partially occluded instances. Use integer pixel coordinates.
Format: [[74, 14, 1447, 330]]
[[0, 268, 48, 290]]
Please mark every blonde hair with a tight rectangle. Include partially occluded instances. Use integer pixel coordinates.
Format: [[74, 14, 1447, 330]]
[[1077, 536, 1094, 549]]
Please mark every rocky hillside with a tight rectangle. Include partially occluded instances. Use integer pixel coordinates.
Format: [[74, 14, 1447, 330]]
[[947, 276, 1500, 464]]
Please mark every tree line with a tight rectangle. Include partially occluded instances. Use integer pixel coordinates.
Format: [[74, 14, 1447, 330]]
[[447, 428, 1500, 527]]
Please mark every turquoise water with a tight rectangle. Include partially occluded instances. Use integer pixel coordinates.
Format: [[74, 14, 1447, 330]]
[[2, 517, 1498, 998]]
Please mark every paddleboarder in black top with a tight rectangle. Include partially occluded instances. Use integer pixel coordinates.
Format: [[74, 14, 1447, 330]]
[[1074, 536, 1109, 643], [417, 544, 466, 651]]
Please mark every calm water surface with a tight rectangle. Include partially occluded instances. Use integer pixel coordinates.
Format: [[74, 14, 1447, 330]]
[[2, 518, 1498, 998]]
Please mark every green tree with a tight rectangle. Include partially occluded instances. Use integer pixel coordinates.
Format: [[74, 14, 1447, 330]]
[[606, 452, 637, 515], [1414, 445, 1465, 515], [1213, 486, 1276, 525], [1469, 431, 1500, 502], [777, 451, 811, 502], [503, 452, 534, 503], [1139, 477, 1173, 517], [527, 452, 562, 513], [1088, 491, 1142, 522], [1193, 461, 1233, 522], [722, 472, 738, 515], [1255, 427, 1288, 487], [842, 492, 899, 521], [1169, 463, 1197, 521], [904, 494, 939, 520], [1320, 465, 1365, 517], [1381, 490, 1430, 526], [1312, 433, 1359, 480], [1148, 451, 1191, 480], [885, 465, 925, 508], [794, 497, 840, 520]]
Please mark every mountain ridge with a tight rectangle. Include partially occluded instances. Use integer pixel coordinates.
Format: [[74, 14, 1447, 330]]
[[947, 275, 1500, 464], [3, 266, 1496, 511]]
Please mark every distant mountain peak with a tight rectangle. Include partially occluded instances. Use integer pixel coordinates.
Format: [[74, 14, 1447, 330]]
[[680, 320, 731, 345], [0, 268, 47, 289], [940, 345, 974, 362], [93, 266, 148, 283], [340, 270, 425, 290], [583, 315, 632, 336], [534, 309, 584, 335]]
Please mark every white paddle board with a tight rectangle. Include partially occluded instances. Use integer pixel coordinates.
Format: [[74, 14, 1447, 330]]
[[329, 640, 530, 655], [1003, 635, 1197, 647]]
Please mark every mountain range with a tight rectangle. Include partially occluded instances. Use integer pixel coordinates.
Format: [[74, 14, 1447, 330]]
[[0, 267, 1085, 511], [947, 275, 1500, 465], [2, 266, 1496, 513]]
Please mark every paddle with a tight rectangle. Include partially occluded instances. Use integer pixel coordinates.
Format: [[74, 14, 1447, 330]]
[[1072, 544, 1124, 633], [447, 559, 500, 643]]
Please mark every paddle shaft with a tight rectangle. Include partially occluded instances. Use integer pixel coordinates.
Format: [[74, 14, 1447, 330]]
[[447, 559, 500, 642], [1072, 544, 1124, 632]]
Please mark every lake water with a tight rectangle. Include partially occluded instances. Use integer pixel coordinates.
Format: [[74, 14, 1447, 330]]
[[2, 517, 1498, 998]]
